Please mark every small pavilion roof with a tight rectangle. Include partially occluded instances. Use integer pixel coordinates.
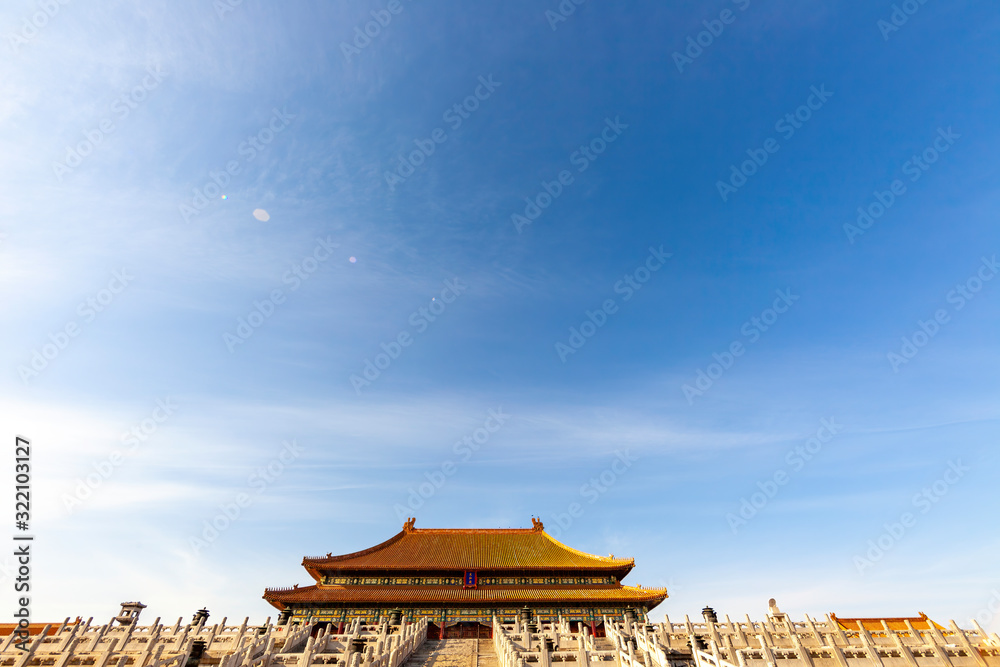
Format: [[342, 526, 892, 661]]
[[830, 613, 945, 632]]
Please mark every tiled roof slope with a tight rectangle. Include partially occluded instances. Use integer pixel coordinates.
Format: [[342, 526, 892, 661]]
[[263, 584, 668, 609], [830, 613, 945, 631], [302, 520, 634, 576]]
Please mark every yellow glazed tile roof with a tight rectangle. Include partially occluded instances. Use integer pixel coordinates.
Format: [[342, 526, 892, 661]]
[[263, 584, 668, 608], [830, 613, 945, 631], [302, 519, 634, 573]]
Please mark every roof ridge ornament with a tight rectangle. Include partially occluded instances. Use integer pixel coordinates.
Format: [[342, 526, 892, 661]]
[[403, 517, 416, 532], [531, 517, 544, 532]]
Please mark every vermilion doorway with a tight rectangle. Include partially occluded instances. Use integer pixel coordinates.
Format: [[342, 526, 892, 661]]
[[443, 622, 492, 639]]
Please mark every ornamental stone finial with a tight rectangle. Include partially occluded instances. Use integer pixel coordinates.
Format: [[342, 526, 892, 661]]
[[531, 517, 544, 531]]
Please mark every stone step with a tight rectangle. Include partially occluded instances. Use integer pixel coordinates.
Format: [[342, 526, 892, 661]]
[[476, 639, 499, 667], [405, 639, 477, 667]]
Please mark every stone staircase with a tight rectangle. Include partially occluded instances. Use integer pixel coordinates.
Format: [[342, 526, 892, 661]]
[[405, 639, 482, 667], [593, 637, 615, 651], [476, 639, 498, 667]]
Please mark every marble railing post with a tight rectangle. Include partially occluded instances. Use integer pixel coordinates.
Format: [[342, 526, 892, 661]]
[[788, 626, 815, 667], [86, 624, 110, 652], [887, 625, 919, 667], [801, 615, 822, 647], [947, 621, 988, 667], [970, 619, 1000, 646], [577, 632, 590, 667], [138, 625, 164, 667], [13, 625, 52, 667], [92, 636, 120, 667], [55, 622, 82, 653], [855, 623, 886, 667]]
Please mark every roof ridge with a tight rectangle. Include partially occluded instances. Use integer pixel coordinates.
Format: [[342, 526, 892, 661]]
[[303, 529, 407, 564], [301, 520, 637, 571], [411, 528, 540, 533], [836, 616, 925, 620]]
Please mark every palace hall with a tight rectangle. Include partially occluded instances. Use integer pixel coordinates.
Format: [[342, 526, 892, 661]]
[[263, 517, 667, 637]]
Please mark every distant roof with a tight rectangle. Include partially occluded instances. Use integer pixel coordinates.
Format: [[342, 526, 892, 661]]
[[264, 583, 667, 610], [0, 621, 79, 637], [302, 519, 635, 576], [830, 613, 945, 632]]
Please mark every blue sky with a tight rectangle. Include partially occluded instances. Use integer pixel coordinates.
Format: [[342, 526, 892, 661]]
[[1, 0, 999, 630]]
